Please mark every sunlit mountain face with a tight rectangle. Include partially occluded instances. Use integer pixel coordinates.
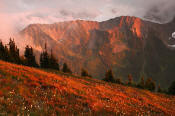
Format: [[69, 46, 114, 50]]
[[1, 0, 175, 115], [20, 16, 175, 88]]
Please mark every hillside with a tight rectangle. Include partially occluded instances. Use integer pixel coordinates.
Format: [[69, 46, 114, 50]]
[[20, 16, 175, 88], [0, 60, 175, 115]]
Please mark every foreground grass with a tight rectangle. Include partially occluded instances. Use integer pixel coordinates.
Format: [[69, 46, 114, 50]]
[[0, 60, 174, 115]]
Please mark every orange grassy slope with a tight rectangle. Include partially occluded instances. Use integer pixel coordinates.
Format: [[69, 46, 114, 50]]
[[0, 60, 174, 115]]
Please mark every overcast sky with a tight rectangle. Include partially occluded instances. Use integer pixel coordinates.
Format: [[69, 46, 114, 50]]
[[0, 0, 175, 39]]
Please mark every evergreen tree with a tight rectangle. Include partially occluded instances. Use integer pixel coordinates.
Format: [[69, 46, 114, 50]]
[[8, 38, 21, 64], [40, 43, 50, 68], [24, 45, 38, 67], [0, 41, 6, 60], [40, 53, 44, 67], [62, 63, 72, 74], [168, 81, 175, 95], [0, 40, 9, 61], [127, 74, 133, 85], [4, 45, 10, 61], [115, 78, 123, 84], [81, 68, 90, 77], [49, 49, 59, 70], [103, 69, 115, 83], [40, 51, 49, 68], [145, 78, 156, 91], [137, 76, 145, 89]]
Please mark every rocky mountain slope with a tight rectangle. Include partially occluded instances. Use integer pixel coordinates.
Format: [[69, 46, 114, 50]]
[[0, 60, 175, 115], [20, 16, 175, 88]]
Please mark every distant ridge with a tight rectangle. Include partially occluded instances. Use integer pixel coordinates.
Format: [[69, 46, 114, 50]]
[[20, 16, 175, 88]]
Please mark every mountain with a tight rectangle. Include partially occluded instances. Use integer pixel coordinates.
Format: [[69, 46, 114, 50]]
[[20, 16, 175, 88], [0, 60, 175, 115]]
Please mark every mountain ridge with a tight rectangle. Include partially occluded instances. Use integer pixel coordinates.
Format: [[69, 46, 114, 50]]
[[20, 16, 175, 88]]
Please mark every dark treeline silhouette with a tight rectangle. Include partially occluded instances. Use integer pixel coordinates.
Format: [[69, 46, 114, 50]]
[[0, 41, 9, 61], [102, 69, 175, 94], [9, 39, 21, 64], [81, 68, 91, 77], [40, 43, 59, 70], [103, 69, 115, 83], [62, 63, 72, 74], [24, 45, 38, 67], [168, 81, 175, 95], [0, 38, 174, 95], [0, 38, 21, 64], [0, 39, 62, 71]]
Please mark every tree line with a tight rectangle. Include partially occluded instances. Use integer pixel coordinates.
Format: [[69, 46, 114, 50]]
[[0, 39, 71, 73], [0, 38, 174, 95], [103, 69, 175, 95]]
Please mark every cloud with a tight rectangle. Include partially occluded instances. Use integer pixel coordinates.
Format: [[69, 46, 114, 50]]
[[59, 9, 99, 20], [143, 0, 175, 23], [0, 0, 175, 41]]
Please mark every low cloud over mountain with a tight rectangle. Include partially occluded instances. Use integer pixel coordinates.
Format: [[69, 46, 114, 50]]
[[0, 0, 174, 41]]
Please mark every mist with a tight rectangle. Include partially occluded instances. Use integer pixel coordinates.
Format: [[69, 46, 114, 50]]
[[143, 0, 175, 23], [0, 0, 174, 46]]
